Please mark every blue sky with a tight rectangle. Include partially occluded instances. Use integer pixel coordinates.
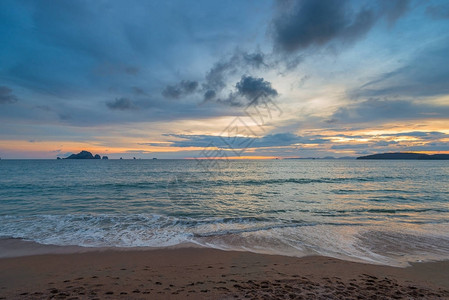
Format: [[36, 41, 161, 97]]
[[0, 0, 448, 158]]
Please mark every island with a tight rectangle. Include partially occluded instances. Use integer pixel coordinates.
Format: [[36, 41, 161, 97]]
[[357, 152, 449, 160], [64, 150, 103, 159]]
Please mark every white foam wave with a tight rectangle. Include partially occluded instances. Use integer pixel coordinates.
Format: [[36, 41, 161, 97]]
[[1, 214, 448, 266]]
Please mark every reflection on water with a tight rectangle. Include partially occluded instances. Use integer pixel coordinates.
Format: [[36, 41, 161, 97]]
[[0, 159, 448, 265]]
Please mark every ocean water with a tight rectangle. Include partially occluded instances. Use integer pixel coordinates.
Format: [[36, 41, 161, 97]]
[[1, 159, 448, 266]]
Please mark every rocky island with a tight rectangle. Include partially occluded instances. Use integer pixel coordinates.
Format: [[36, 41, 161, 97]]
[[357, 152, 449, 160], [64, 150, 105, 159]]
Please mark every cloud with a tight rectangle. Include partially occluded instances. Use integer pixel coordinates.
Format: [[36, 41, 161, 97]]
[[58, 112, 71, 120], [203, 90, 216, 101], [106, 97, 135, 110], [160, 47, 286, 107], [271, 0, 409, 53], [271, 0, 374, 52], [1, 0, 447, 159], [426, 4, 449, 20], [201, 49, 269, 101], [93, 63, 140, 77], [163, 132, 325, 149], [161, 129, 449, 156], [162, 80, 199, 99], [235, 75, 278, 100], [328, 130, 449, 153], [162, 133, 224, 148], [351, 39, 449, 99], [132, 86, 147, 96], [163, 49, 277, 106], [332, 99, 449, 124], [254, 132, 326, 147], [242, 52, 267, 68], [405, 141, 449, 152], [380, 0, 410, 26], [1, 0, 260, 109], [383, 131, 448, 139], [0, 86, 18, 104], [138, 142, 172, 147], [213, 75, 279, 107]]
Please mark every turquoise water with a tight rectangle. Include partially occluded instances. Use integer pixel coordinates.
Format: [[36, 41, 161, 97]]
[[1, 159, 448, 266]]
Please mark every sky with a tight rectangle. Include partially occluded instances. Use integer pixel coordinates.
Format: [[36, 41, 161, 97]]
[[1, 0, 449, 159]]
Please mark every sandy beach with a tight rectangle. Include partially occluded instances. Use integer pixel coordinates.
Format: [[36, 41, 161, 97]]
[[1, 247, 448, 299]]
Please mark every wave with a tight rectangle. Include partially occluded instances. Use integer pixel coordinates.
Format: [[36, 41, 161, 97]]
[[167, 175, 407, 186], [1, 213, 448, 266], [0, 174, 408, 191]]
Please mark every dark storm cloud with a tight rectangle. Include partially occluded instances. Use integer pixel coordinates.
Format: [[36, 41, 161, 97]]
[[213, 75, 279, 107], [166, 48, 277, 106], [236, 75, 278, 100], [201, 50, 269, 102], [0, 86, 18, 104], [172, 0, 412, 104], [106, 97, 135, 110], [271, 0, 409, 53], [1, 0, 284, 136], [235, 76, 278, 101], [271, 0, 374, 52], [162, 80, 199, 99]]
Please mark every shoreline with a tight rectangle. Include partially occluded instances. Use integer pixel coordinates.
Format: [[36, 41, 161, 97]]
[[1, 237, 446, 267], [1, 247, 449, 299], [0, 237, 205, 259]]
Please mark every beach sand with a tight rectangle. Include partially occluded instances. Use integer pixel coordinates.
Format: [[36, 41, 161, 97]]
[[1, 247, 448, 299]]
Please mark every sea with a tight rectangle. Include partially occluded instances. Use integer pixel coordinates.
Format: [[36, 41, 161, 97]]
[[1, 159, 448, 266]]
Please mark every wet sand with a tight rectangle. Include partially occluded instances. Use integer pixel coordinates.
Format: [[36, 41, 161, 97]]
[[1, 247, 449, 299]]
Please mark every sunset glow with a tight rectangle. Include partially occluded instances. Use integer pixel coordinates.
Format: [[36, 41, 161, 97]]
[[1, 0, 448, 159]]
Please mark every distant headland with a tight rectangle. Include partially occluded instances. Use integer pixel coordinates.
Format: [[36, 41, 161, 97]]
[[62, 150, 108, 160], [357, 152, 449, 160]]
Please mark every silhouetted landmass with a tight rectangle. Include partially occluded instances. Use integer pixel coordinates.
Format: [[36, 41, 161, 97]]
[[65, 150, 102, 159], [285, 156, 355, 160], [357, 152, 449, 160], [102, 156, 109, 160]]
